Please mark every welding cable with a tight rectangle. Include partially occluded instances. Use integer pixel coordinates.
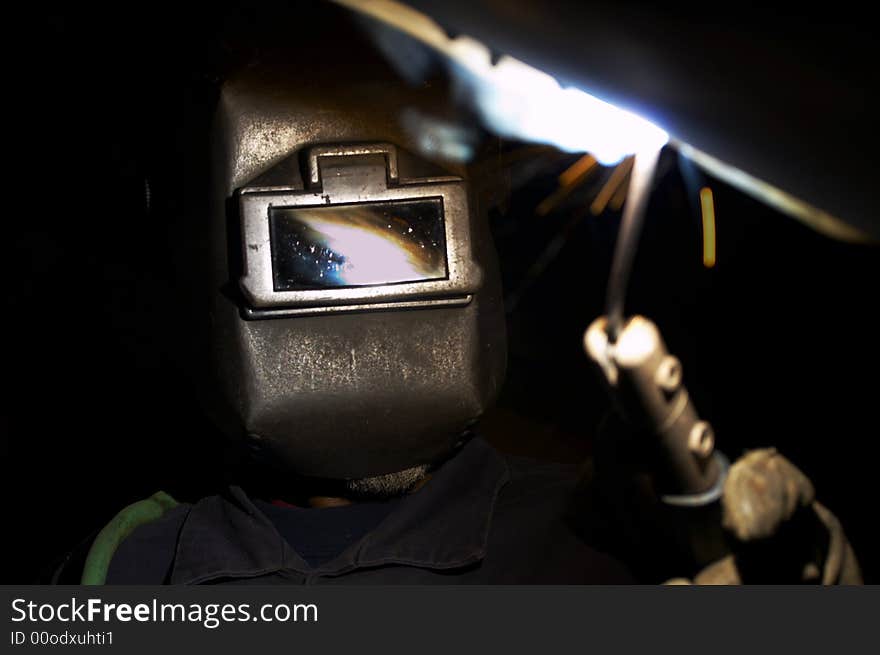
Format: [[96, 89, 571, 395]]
[[604, 147, 663, 341], [80, 491, 178, 584]]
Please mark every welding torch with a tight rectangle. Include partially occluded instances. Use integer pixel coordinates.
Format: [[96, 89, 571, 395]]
[[582, 147, 729, 574]]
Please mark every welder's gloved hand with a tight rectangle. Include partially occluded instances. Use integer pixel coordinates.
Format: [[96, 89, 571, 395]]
[[677, 448, 862, 585]]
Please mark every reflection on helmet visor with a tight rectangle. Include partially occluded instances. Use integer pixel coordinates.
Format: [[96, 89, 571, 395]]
[[269, 198, 448, 291]]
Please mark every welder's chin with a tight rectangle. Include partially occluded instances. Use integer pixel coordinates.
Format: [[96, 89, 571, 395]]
[[343, 464, 431, 500]]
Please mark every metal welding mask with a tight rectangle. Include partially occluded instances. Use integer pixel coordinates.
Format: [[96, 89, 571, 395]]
[[201, 61, 506, 480]]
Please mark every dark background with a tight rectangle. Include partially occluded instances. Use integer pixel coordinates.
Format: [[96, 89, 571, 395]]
[[6, 2, 878, 583]]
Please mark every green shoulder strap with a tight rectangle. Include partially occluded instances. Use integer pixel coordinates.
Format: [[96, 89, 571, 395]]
[[81, 491, 179, 585]]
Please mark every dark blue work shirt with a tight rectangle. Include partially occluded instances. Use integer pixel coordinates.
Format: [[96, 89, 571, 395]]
[[106, 437, 633, 584], [252, 498, 401, 568]]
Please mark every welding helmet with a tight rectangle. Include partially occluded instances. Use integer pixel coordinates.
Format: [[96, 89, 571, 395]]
[[197, 49, 507, 481]]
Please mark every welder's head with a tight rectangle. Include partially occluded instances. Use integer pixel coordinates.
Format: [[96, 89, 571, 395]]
[[193, 51, 507, 489]]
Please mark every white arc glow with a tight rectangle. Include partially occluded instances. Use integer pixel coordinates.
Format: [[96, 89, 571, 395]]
[[449, 38, 669, 165], [334, 0, 668, 166]]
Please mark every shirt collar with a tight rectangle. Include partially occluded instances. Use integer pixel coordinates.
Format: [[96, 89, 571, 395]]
[[170, 437, 509, 584]]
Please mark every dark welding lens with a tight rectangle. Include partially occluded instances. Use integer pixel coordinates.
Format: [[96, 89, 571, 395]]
[[269, 198, 448, 291]]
